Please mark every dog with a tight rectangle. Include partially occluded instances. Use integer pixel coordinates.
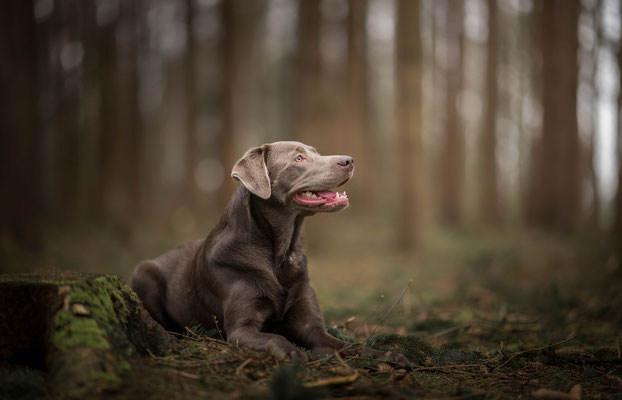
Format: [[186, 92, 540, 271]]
[[131, 141, 411, 365]]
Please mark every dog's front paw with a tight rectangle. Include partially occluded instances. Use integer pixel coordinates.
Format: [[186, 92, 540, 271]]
[[286, 347, 308, 362], [273, 345, 308, 362]]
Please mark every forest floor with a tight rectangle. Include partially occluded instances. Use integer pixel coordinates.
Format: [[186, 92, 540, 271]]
[[1, 225, 622, 399]]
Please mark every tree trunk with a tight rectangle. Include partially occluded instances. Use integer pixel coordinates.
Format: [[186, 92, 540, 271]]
[[440, 1, 464, 226], [185, 0, 197, 208], [54, 1, 81, 225], [96, 16, 119, 224], [220, 0, 237, 208], [479, 0, 500, 226], [0, 0, 41, 249], [395, 0, 424, 249], [587, 0, 601, 230], [614, 15, 622, 241], [295, 0, 322, 144], [527, 0, 581, 231], [343, 0, 372, 206]]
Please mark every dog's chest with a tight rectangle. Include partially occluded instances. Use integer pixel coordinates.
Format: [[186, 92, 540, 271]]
[[270, 251, 305, 319]]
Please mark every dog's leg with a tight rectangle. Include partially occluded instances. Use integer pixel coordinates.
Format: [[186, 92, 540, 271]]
[[223, 284, 307, 361], [130, 261, 178, 330], [284, 283, 413, 367]]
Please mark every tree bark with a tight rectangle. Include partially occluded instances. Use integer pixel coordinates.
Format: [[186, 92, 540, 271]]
[[395, 0, 424, 249]]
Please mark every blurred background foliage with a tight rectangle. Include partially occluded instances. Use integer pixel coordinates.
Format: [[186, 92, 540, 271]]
[[1, 0, 621, 291]]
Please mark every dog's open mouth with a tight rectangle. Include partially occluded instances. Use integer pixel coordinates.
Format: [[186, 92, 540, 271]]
[[292, 190, 349, 208]]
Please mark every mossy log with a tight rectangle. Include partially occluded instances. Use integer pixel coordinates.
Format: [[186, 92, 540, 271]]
[[0, 273, 172, 398]]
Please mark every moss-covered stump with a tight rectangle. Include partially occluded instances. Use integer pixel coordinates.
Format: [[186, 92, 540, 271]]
[[0, 273, 172, 398]]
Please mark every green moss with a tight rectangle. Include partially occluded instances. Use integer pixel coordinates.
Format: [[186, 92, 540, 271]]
[[68, 278, 128, 326], [52, 310, 110, 350]]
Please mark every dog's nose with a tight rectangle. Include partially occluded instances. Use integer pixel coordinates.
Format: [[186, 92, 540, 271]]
[[337, 156, 354, 168]]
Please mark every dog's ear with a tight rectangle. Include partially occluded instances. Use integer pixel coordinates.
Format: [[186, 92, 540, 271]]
[[231, 145, 271, 199]]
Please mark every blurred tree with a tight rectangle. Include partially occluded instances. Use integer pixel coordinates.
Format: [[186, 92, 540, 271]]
[[395, 0, 424, 249], [220, 0, 266, 207], [96, 3, 120, 225], [185, 0, 198, 208], [479, 0, 500, 226], [587, 0, 602, 230], [117, 0, 144, 224], [440, 0, 465, 226], [344, 0, 372, 205], [527, 0, 581, 232], [0, 0, 41, 249], [615, 19, 622, 240], [295, 0, 322, 145], [55, 0, 81, 225], [221, 0, 237, 207]]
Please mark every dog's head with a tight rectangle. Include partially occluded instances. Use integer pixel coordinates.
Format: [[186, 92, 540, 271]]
[[231, 141, 354, 213]]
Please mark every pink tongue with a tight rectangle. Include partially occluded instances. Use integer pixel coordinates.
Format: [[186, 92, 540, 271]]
[[315, 191, 336, 199]]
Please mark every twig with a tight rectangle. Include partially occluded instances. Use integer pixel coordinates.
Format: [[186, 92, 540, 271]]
[[306, 353, 336, 367], [337, 279, 414, 355], [168, 369, 201, 380], [303, 373, 359, 388], [432, 324, 466, 338], [334, 350, 355, 374], [351, 296, 386, 337], [213, 315, 225, 341], [235, 358, 252, 375], [366, 279, 413, 340], [413, 364, 486, 371], [494, 333, 580, 369]]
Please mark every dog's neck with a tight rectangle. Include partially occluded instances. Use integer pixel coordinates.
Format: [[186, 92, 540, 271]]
[[227, 185, 306, 266], [249, 192, 305, 266]]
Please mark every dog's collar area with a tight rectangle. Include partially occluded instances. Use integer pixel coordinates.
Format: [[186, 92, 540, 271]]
[[292, 190, 348, 207]]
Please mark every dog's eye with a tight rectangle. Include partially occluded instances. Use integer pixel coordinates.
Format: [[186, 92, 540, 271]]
[[295, 155, 303, 162]]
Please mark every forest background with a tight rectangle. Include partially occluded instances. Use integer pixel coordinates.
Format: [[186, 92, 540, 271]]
[[2, 0, 622, 364]]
